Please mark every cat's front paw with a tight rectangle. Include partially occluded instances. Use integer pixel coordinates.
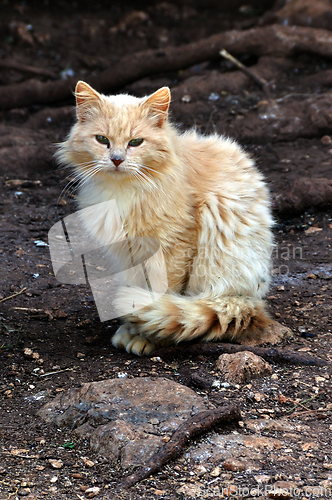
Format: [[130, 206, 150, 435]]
[[126, 336, 156, 356], [112, 324, 137, 350], [112, 324, 155, 355]]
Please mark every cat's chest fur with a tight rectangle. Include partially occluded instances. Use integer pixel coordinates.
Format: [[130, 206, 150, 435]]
[[77, 176, 198, 293], [78, 178, 195, 250]]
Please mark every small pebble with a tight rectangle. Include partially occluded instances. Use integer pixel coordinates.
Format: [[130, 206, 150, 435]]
[[193, 465, 207, 477], [223, 459, 246, 472], [85, 486, 101, 498], [210, 466, 221, 477], [82, 458, 95, 468], [24, 348, 34, 359], [208, 92, 219, 101], [18, 488, 31, 496], [321, 135, 332, 145], [149, 418, 159, 425], [49, 459, 63, 469]]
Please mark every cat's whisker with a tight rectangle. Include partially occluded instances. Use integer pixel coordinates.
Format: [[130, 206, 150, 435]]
[[77, 167, 103, 188], [127, 162, 167, 181], [141, 166, 165, 176], [138, 170, 158, 190], [136, 168, 166, 195], [128, 166, 154, 187], [58, 165, 103, 204], [57, 159, 100, 172], [127, 161, 166, 178], [130, 169, 155, 192]]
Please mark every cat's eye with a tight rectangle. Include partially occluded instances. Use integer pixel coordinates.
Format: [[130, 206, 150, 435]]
[[128, 138, 144, 147], [96, 135, 110, 146]]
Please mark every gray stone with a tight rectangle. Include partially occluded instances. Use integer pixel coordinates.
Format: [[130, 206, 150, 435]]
[[246, 418, 310, 434], [187, 433, 282, 472], [37, 377, 213, 469]]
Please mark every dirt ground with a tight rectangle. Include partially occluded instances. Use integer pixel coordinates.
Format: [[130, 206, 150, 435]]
[[0, 1, 332, 499]]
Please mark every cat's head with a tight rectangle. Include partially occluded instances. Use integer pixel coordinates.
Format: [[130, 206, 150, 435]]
[[57, 81, 177, 190]]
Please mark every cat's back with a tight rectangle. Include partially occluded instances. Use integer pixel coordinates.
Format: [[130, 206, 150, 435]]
[[175, 129, 269, 206]]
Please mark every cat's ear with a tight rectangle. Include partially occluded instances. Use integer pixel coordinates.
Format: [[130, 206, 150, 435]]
[[75, 81, 101, 122], [141, 87, 171, 127]]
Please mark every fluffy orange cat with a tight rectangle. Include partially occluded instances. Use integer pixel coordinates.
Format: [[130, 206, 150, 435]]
[[57, 81, 274, 355]]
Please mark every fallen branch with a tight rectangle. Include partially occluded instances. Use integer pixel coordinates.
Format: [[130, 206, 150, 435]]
[[272, 177, 332, 217], [117, 405, 240, 490], [149, 343, 330, 367], [0, 59, 57, 79], [2, 24, 332, 108]]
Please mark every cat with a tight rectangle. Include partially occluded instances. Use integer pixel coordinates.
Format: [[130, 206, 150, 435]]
[[56, 80, 274, 355]]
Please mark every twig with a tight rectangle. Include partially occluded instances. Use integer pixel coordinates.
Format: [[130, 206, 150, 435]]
[[117, 405, 240, 490], [0, 287, 27, 303], [39, 367, 78, 377], [2, 451, 38, 459], [219, 48, 271, 97], [287, 391, 325, 413], [149, 343, 331, 367], [289, 408, 331, 417]]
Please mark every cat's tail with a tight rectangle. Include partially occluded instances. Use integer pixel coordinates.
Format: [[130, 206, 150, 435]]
[[114, 288, 271, 344]]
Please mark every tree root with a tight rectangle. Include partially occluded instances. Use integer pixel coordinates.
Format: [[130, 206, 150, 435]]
[[149, 343, 331, 367], [231, 91, 332, 142], [272, 177, 332, 217], [117, 405, 240, 490], [2, 24, 332, 109]]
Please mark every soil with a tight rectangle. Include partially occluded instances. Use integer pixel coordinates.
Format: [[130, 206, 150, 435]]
[[0, 2, 332, 499]]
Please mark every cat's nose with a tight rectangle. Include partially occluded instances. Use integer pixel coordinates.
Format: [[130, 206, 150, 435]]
[[111, 153, 125, 168]]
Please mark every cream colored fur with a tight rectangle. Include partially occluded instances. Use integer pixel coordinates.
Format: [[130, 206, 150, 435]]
[[57, 81, 274, 355]]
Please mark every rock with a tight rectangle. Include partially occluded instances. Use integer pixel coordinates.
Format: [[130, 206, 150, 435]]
[[18, 489, 31, 496], [210, 466, 221, 477], [82, 457, 94, 467], [23, 348, 33, 359], [246, 419, 295, 433], [254, 474, 271, 483], [193, 465, 207, 477], [222, 459, 246, 472], [246, 418, 311, 436], [216, 351, 272, 384], [188, 433, 282, 471], [321, 135, 332, 145], [48, 459, 63, 469], [176, 483, 204, 498], [38, 377, 213, 469], [242, 321, 293, 345], [85, 487, 100, 498], [268, 481, 297, 499]]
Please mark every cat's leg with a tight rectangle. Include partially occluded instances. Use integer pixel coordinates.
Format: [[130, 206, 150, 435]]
[[112, 322, 156, 355]]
